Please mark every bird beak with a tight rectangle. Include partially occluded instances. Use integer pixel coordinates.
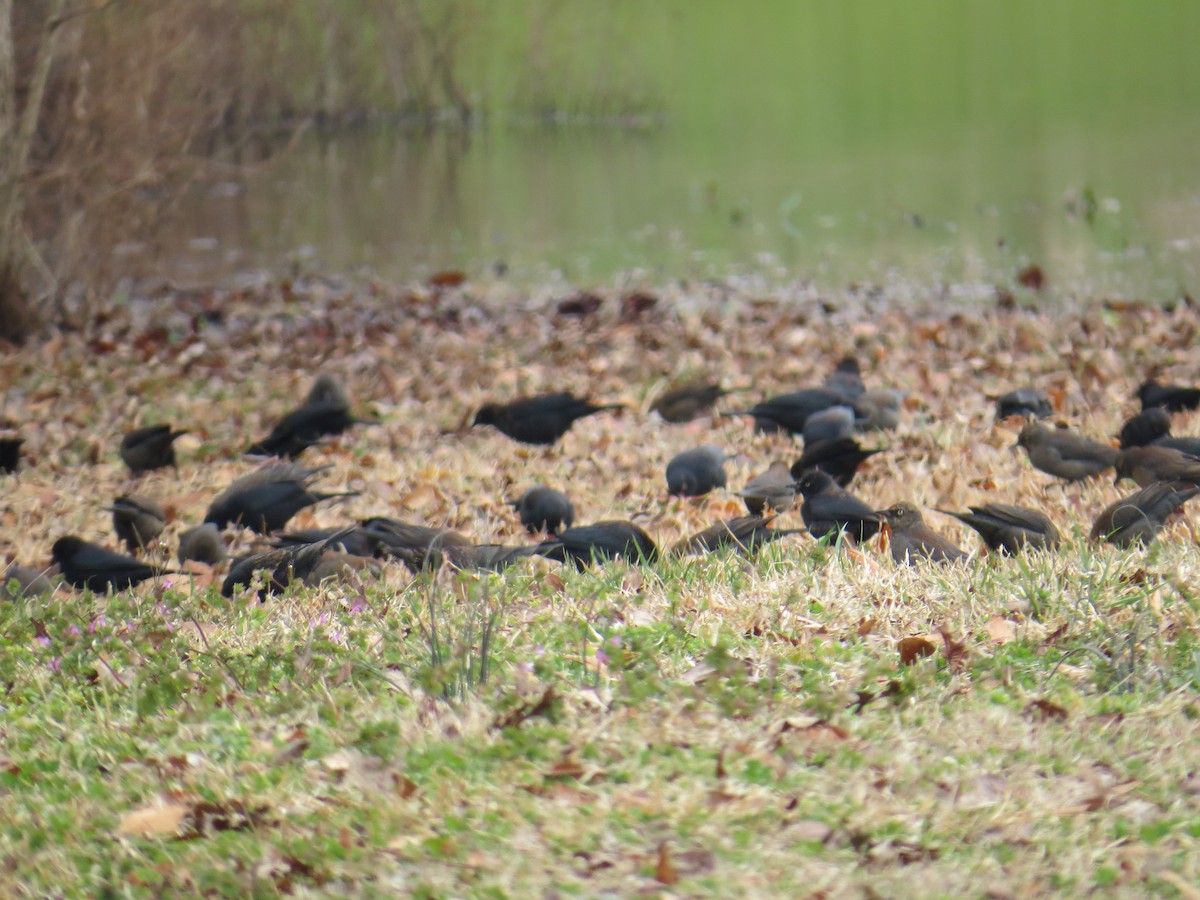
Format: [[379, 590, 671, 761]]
[[1113, 473, 1123, 486]]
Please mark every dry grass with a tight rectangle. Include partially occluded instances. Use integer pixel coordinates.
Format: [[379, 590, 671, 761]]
[[2, 278, 1200, 895]]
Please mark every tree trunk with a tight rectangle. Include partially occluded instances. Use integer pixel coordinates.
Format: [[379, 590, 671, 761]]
[[0, 0, 68, 343]]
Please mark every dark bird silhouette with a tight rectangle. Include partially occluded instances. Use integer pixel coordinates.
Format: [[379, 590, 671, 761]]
[[995, 388, 1053, 421], [672, 515, 803, 556], [512, 485, 576, 534], [876, 503, 968, 564], [1016, 422, 1117, 481], [738, 461, 798, 514], [305, 372, 352, 410], [935, 503, 1059, 554], [52, 536, 172, 593], [360, 517, 477, 571], [1138, 379, 1200, 413], [802, 406, 856, 444], [0, 436, 22, 473], [795, 469, 880, 543], [723, 388, 847, 436], [177, 524, 226, 566], [534, 520, 658, 568], [1117, 408, 1200, 456], [270, 526, 381, 558], [204, 463, 357, 534], [666, 445, 727, 497], [120, 425, 187, 475], [1114, 445, 1200, 488], [247, 401, 362, 459], [3, 563, 55, 598], [823, 357, 865, 400], [790, 437, 881, 487], [394, 542, 541, 573], [854, 389, 902, 431], [306, 552, 384, 585], [651, 382, 729, 423], [1090, 481, 1200, 547], [222, 526, 358, 598], [109, 494, 166, 553], [472, 392, 623, 445]]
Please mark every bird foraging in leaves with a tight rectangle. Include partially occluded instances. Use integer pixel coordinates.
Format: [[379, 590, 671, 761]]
[[738, 462, 798, 514], [794, 469, 880, 544], [672, 515, 803, 556], [109, 494, 166, 553], [534, 520, 657, 568], [1117, 408, 1200, 456], [823, 357, 866, 400], [665, 445, 727, 497], [790, 438, 881, 487], [935, 503, 1059, 554], [802, 406, 856, 444], [0, 436, 22, 473], [120, 425, 187, 475], [1090, 481, 1200, 547], [650, 382, 730, 423], [204, 463, 358, 534], [3, 563, 55, 598], [1015, 421, 1117, 481], [52, 536, 173, 593], [876, 503, 968, 565], [177, 524, 226, 566], [247, 401, 363, 459], [1138, 379, 1200, 413], [270, 526, 381, 558], [512, 485, 575, 534], [222, 526, 359, 599], [472, 392, 623, 445], [1114, 445, 1200, 488], [723, 388, 847, 436], [995, 388, 1053, 421]]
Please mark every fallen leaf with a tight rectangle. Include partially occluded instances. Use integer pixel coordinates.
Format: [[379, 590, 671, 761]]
[[899, 636, 937, 665], [986, 616, 1017, 643], [119, 803, 188, 838], [1025, 699, 1068, 722], [654, 842, 678, 886], [791, 820, 833, 843]]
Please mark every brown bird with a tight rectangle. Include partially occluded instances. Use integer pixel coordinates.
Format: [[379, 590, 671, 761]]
[[1016, 421, 1117, 481], [935, 503, 1059, 554], [650, 382, 730, 423], [854, 389, 902, 431], [120, 425, 187, 475], [109, 494, 166, 554], [222, 526, 358, 598], [1090, 481, 1200, 547], [738, 462, 798, 514], [177, 524, 227, 566], [3, 563, 56, 598], [876, 503, 968, 564], [672, 515, 804, 556], [305, 552, 384, 586], [823, 357, 866, 400], [1114, 445, 1200, 487]]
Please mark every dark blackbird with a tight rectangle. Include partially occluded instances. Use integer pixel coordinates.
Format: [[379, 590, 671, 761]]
[[394, 542, 540, 573], [790, 437, 881, 487], [177, 524, 226, 566], [305, 372, 352, 410], [995, 388, 1053, 421], [739, 462, 798, 514], [823, 357, 866, 400], [473, 393, 623, 445], [120, 425, 187, 475], [1090, 481, 1200, 547], [666, 445, 727, 497], [512, 485, 576, 534], [3, 563, 55, 598], [534, 520, 658, 568], [0, 436, 22, 473], [247, 401, 362, 459], [672, 515, 804, 556], [1117, 408, 1200, 456], [222, 526, 358, 598], [802, 406, 856, 444], [1114, 445, 1200, 487], [935, 503, 1059, 554], [270, 526, 381, 558], [651, 382, 729, 423], [854, 389, 902, 431], [795, 469, 880, 543], [876, 503, 968, 564], [1016, 422, 1117, 481], [52, 536, 172, 593], [204, 463, 358, 534], [1138, 379, 1200, 413], [723, 388, 847, 436], [109, 494, 166, 553]]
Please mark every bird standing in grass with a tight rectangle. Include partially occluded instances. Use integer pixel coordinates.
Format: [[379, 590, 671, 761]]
[[1090, 481, 1200, 547], [738, 462, 798, 514], [120, 425, 186, 475], [876, 503, 967, 564], [512, 485, 576, 534], [473, 393, 623, 445], [205, 463, 358, 534], [534, 521, 658, 568], [1016, 421, 1117, 481], [935, 503, 1059, 554], [109, 494, 166, 553], [52, 537, 173, 593], [666, 445, 727, 497], [795, 469, 880, 543]]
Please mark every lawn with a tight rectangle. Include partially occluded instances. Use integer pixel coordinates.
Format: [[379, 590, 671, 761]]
[[2, 277, 1200, 897]]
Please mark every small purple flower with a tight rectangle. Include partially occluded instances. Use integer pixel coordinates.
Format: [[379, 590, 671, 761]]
[[349, 602, 365, 615], [595, 648, 610, 665], [67, 624, 81, 638], [49, 657, 61, 673], [608, 636, 622, 648], [35, 636, 51, 649], [89, 616, 106, 635]]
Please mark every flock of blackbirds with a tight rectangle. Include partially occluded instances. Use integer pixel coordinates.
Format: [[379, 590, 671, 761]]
[[5, 361, 1200, 603]]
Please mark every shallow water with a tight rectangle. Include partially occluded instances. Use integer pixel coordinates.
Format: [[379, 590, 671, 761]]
[[145, 1, 1200, 300]]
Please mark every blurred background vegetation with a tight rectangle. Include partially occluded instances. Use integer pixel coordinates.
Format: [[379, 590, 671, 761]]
[[7, 0, 1200, 337]]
